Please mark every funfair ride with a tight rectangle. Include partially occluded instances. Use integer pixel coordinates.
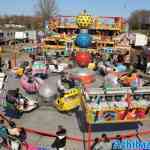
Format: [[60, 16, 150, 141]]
[[55, 10, 95, 112], [42, 13, 127, 53], [55, 11, 150, 121], [73, 11, 150, 124]]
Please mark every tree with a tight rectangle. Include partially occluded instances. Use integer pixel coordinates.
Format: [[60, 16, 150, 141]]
[[128, 10, 150, 30], [36, 0, 57, 22]]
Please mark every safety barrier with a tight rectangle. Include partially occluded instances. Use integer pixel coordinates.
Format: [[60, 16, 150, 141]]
[[21, 127, 150, 150], [1, 121, 150, 150]]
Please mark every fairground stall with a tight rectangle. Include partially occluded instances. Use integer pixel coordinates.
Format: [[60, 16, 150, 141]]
[[81, 85, 150, 149]]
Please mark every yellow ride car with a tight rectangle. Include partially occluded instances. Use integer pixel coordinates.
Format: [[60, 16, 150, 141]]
[[55, 88, 82, 112], [16, 68, 24, 77], [88, 62, 96, 70]]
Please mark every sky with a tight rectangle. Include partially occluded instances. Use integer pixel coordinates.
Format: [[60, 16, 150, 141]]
[[0, 0, 150, 18]]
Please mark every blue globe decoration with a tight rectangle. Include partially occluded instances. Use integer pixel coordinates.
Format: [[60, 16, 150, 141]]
[[75, 33, 92, 48]]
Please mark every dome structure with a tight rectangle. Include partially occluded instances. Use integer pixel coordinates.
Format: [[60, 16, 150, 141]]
[[76, 11, 93, 28], [75, 33, 92, 48], [75, 51, 92, 67]]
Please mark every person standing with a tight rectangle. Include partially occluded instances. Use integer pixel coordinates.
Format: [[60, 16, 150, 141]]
[[91, 138, 99, 150], [0, 117, 9, 146], [8, 59, 11, 69], [91, 134, 112, 150], [8, 127, 27, 150], [51, 126, 67, 150]]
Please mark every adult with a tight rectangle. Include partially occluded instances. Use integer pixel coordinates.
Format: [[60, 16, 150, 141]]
[[0, 116, 9, 146], [0, 114, 16, 147], [57, 74, 75, 94], [5, 88, 23, 118], [51, 126, 67, 150], [8, 59, 11, 69], [124, 51, 130, 68], [92, 134, 112, 150], [91, 138, 99, 150], [8, 127, 27, 150]]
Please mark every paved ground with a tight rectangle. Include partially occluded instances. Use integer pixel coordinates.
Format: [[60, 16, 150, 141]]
[[1, 69, 149, 150], [1, 72, 86, 150], [0, 45, 150, 150]]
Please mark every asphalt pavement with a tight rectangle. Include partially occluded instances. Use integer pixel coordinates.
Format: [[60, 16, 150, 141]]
[[0, 70, 149, 150], [0, 45, 150, 150]]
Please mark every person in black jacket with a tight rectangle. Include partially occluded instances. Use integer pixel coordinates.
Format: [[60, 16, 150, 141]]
[[51, 126, 67, 150]]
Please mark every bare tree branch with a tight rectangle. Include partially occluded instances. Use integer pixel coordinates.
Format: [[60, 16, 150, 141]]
[[36, 0, 57, 21]]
